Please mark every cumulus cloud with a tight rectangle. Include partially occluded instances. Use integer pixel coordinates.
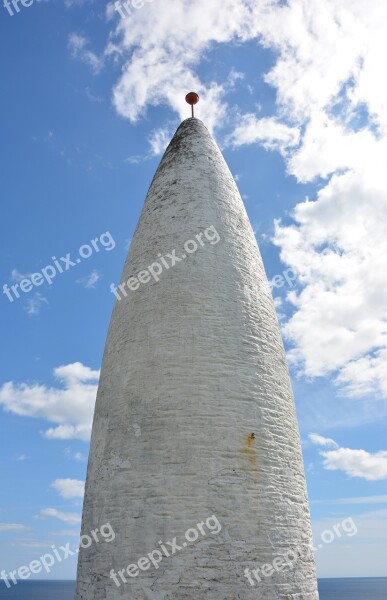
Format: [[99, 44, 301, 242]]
[[336, 349, 387, 399], [310, 433, 387, 481], [51, 479, 85, 499], [228, 114, 300, 152], [69, 0, 387, 398], [252, 0, 387, 400], [0, 363, 99, 441], [274, 167, 387, 396], [104, 0, 262, 130], [321, 448, 387, 481]]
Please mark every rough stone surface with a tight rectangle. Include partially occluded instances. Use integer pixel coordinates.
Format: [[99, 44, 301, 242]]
[[75, 118, 319, 599]]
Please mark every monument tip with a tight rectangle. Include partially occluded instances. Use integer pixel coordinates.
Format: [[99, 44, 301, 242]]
[[185, 92, 199, 118]]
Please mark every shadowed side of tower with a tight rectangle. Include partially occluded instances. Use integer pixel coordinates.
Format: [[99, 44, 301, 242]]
[[75, 118, 319, 599]]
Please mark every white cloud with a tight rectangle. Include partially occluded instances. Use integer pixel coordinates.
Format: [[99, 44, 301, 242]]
[[315, 495, 387, 505], [64, 449, 87, 462], [228, 114, 300, 152], [287, 116, 381, 182], [9, 270, 49, 314], [11, 269, 31, 282], [0, 363, 99, 441], [51, 478, 85, 499], [104, 0, 261, 131], [273, 169, 387, 396], [255, 1, 387, 400], [85, 86, 103, 103], [309, 433, 339, 448], [77, 270, 100, 289], [336, 349, 387, 398], [310, 434, 387, 480], [69, 0, 387, 400], [14, 454, 28, 461], [112, 0, 385, 401], [125, 154, 147, 164], [101, 0, 386, 133], [51, 529, 80, 537], [65, 0, 94, 7], [74, 452, 86, 461], [273, 297, 283, 309], [12, 539, 53, 548], [24, 293, 48, 316], [0, 523, 29, 532], [321, 447, 387, 481], [40, 508, 82, 524], [148, 126, 174, 157], [68, 33, 104, 74]]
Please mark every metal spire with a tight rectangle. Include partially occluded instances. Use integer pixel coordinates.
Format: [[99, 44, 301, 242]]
[[185, 92, 199, 117]]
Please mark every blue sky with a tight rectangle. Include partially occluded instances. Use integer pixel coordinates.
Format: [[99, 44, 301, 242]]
[[1, 0, 387, 583]]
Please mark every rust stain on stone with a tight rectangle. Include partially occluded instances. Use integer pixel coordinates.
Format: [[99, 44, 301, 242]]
[[242, 432, 257, 467]]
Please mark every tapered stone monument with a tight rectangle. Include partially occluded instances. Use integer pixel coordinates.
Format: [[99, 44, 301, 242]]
[[75, 108, 318, 599]]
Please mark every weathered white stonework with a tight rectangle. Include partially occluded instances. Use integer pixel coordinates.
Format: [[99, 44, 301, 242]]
[[75, 118, 319, 599]]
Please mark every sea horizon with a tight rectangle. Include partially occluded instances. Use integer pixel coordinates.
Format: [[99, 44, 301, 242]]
[[0, 576, 386, 599]]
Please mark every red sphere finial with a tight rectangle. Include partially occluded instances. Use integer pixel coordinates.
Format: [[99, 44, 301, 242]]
[[185, 92, 199, 117]]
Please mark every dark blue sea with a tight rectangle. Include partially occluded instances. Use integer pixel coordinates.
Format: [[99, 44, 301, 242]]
[[0, 578, 385, 598]]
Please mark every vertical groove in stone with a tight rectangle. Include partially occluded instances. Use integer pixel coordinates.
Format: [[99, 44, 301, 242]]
[[75, 118, 319, 599]]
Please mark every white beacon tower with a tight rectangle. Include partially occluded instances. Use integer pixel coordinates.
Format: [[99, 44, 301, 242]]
[[75, 94, 319, 600]]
